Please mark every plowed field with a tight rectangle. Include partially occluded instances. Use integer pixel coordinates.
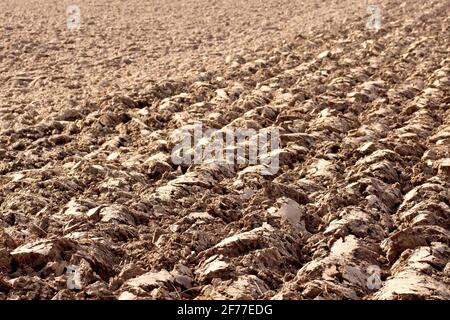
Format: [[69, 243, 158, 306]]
[[0, 0, 449, 300]]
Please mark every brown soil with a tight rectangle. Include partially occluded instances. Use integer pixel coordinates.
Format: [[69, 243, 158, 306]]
[[0, 0, 449, 300]]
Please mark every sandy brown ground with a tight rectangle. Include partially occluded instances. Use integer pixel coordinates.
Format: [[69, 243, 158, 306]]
[[0, 0, 449, 299]]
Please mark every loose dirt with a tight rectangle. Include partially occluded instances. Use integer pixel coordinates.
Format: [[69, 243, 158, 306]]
[[0, 0, 449, 299]]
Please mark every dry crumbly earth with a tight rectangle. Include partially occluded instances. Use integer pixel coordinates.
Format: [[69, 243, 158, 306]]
[[0, 0, 449, 300]]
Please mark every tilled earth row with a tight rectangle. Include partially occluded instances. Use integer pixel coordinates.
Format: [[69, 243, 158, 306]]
[[0, 0, 449, 299]]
